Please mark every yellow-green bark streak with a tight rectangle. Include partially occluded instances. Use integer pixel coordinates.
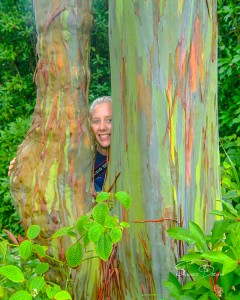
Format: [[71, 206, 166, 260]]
[[107, 0, 220, 298]]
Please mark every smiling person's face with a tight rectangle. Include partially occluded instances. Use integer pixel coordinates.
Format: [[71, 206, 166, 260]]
[[91, 102, 112, 155]]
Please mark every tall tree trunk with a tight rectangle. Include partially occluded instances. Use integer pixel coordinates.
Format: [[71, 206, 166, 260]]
[[10, 1, 100, 298], [105, 0, 220, 298]]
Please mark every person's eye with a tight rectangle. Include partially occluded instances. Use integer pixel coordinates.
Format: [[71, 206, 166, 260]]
[[93, 119, 100, 124], [106, 118, 112, 123]]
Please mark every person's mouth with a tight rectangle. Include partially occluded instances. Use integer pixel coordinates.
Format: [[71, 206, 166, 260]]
[[98, 134, 110, 140]]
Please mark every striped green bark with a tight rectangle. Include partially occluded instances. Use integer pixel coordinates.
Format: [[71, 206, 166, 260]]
[[10, 1, 100, 298], [105, 0, 220, 298]]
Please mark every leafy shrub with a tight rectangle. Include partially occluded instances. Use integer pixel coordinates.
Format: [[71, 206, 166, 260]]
[[165, 200, 240, 299], [0, 191, 131, 299]]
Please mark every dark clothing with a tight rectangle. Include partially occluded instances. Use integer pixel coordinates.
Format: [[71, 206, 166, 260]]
[[94, 151, 107, 191]]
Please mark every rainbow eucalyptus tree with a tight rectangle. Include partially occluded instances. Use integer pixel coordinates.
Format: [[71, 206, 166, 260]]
[[10, 0, 220, 299], [102, 0, 220, 298], [10, 0, 101, 298]]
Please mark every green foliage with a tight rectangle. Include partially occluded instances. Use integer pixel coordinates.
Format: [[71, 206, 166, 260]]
[[218, 0, 240, 136], [53, 191, 131, 263], [0, 192, 131, 298], [165, 200, 240, 299], [0, 225, 72, 300], [220, 135, 240, 208], [89, 0, 111, 101]]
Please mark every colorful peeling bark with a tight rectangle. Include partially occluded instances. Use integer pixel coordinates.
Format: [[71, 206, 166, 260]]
[[10, 1, 99, 298], [106, 0, 220, 298]]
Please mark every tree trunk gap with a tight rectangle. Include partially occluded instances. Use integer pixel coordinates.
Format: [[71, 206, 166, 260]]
[[10, 1, 220, 299]]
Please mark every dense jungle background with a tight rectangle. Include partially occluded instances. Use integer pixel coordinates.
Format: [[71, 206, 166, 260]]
[[0, 0, 239, 236]]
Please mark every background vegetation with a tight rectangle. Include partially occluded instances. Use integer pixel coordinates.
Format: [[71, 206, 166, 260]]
[[0, 0, 239, 236]]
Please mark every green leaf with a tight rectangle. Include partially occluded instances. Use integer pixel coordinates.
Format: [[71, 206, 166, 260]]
[[26, 225, 41, 239], [35, 262, 49, 275], [179, 253, 203, 262], [66, 242, 83, 268], [9, 291, 32, 300], [46, 284, 61, 299], [88, 223, 105, 242], [115, 191, 131, 209], [110, 228, 122, 243], [96, 192, 111, 202], [201, 251, 238, 274], [210, 210, 236, 219], [163, 272, 182, 299], [19, 240, 33, 260], [92, 203, 109, 225], [167, 227, 196, 243], [29, 276, 45, 292], [189, 222, 208, 251], [219, 272, 234, 295], [54, 290, 72, 299], [83, 232, 90, 248], [120, 221, 130, 228], [104, 215, 119, 228], [0, 265, 24, 282], [33, 244, 47, 258], [95, 233, 113, 261], [211, 220, 231, 245], [52, 226, 76, 239], [221, 200, 239, 217], [76, 215, 91, 234]]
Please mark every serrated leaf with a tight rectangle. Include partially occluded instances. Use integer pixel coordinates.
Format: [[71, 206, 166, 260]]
[[120, 221, 130, 228], [115, 191, 131, 209], [52, 226, 76, 239], [189, 221, 208, 251], [83, 222, 95, 230], [96, 192, 111, 202], [29, 276, 45, 292], [9, 291, 32, 300], [83, 232, 90, 248], [110, 228, 122, 243], [66, 243, 82, 268], [19, 240, 33, 260], [104, 215, 118, 228], [95, 233, 113, 261], [35, 262, 49, 275], [167, 227, 196, 243], [76, 215, 91, 234], [26, 225, 41, 240], [46, 284, 61, 299], [33, 244, 47, 258], [0, 265, 24, 282], [92, 203, 109, 225], [54, 290, 72, 299], [88, 223, 105, 242]]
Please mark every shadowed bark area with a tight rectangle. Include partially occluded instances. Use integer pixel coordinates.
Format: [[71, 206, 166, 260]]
[[10, 1, 101, 298], [104, 1, 220, 298]]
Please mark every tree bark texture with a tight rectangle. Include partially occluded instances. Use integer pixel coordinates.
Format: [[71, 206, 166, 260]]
[[105, 0, 220, 298], [10, 1, 99, 298]]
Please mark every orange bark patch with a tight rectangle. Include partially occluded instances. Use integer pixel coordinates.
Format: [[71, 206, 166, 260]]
[[189, 18, 201, 93], [137, 74, 152, 141], [57, 52, 64, 69]]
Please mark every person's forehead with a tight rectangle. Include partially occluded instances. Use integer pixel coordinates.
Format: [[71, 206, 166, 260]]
[[91, 102, 112, 117]]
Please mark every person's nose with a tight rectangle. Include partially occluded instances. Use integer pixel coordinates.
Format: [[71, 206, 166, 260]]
[[99, 120, 107, 131]]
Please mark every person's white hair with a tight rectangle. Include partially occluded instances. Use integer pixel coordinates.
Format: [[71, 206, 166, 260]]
[[89, 96, 112, 116]]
